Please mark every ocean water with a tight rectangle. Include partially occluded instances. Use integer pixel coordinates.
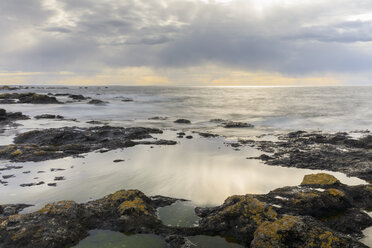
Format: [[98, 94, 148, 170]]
[[0, 86, 371, 247]]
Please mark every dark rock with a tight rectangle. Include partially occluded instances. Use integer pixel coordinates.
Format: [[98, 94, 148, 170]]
[[50, 168, 65, 172], [0, 93, 61, 104], [148, 116, 168, 120], [2, 175, 14, 179], [54, 177, 65, 181], [86, 120, 105, 125], [198, 132, 219, 138], [34, 114, 64, 120], [0, 190, 178, 248], [113, 159, 125, 163], [0, 126, 175, 162], [47, 183, 57, 187], [68, 95, 86, 100], [121, 98, 133, 102], [242, 131, 372, 183], [0, 86, 19, 91], [223, 122, 254, 128], [185, 135, 193, 139], [177, 132, 186, 136], [174, 119, 191, 124], [0, 204, 33, 217], [88, 99, 105, 105]]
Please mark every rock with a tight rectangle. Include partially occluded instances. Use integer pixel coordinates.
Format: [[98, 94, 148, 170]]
[[195, 195, 278, 244], [198, 132, 219, 138], [301, 173, 341, 186], [241, 131, 372, 183], [0, 109, 29, 123], [47, 183, 57, 187], [148, 116, 168, 120], [2, 175, 14, 179], [34, 114, 64, 120], [0, 126, 175, 162], [174, 119, 191, 124], [223, 122, 254, 128], [185, 135, 193, 139], [0, 93, 61, 104], [88, 99, 105, 105], [86, 120, 105, 125], [121, 98, 133, 102], [0, 86, 19, 91], [54, 176, 65, 181], [68, 94, 86, 100], [0, 204, 33, 217], [0, 190, 178, 248], [251, 215, 365, 248], [113, 159, 125, 163]]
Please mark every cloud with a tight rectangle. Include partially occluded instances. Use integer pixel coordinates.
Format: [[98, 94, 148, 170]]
[[0, 0, 372, 85]]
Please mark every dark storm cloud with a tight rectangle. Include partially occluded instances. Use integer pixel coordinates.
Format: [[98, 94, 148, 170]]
[[1, 0, 372, 77]]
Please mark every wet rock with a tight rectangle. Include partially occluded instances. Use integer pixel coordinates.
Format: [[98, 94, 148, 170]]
[[196, 173, 372, 246], [251, 215, 365, 248], [0, 190, 176, 248], [174, 119, 191, 124], [121, 97, 133, 102], [0, 109, 29, 123], [0, 126, 175, 162], [47, 183, 57, 187], [2, 175, 14, 179], [54, 177, 65, 181], [301, 173, 341, 186], [34, 114, 64, 120], [209, 118, 227, 123], [20, 181, 45, 187], [242, 131, 372, 183], [113, 159, 125, 163], [0, 204, 33, 217], [149, 116, 168, 120], [198, 132, 219, 138], [223, 122, 254, 128], [0, 86, 19, 91], [88, 99, 105, 105], [185, 136, 193, 139], [0, 93, 61, 104], [68, 94, 86, 100], [86, 120, 105, 125]]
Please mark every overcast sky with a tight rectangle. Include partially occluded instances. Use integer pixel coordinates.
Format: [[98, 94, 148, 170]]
[[1, 0, 372, 86]]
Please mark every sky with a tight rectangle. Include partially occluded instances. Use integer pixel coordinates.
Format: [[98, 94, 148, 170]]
[[1, 0, 372, 86]]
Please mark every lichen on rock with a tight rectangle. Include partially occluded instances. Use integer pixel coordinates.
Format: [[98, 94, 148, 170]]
[[301, 173, 340, 186]]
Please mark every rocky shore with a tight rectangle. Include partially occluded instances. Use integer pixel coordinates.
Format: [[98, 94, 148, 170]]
[[0, 126, 177, 162], [241, 131, 372, 183], [0, 173, 371, 247]]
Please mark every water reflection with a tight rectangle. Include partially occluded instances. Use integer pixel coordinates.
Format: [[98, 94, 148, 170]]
[[73, 230, 165, 248]]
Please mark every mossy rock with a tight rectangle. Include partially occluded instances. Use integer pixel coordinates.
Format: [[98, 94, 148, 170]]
[[251, 215, 358, 248], [301, 173, 340, 186]]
